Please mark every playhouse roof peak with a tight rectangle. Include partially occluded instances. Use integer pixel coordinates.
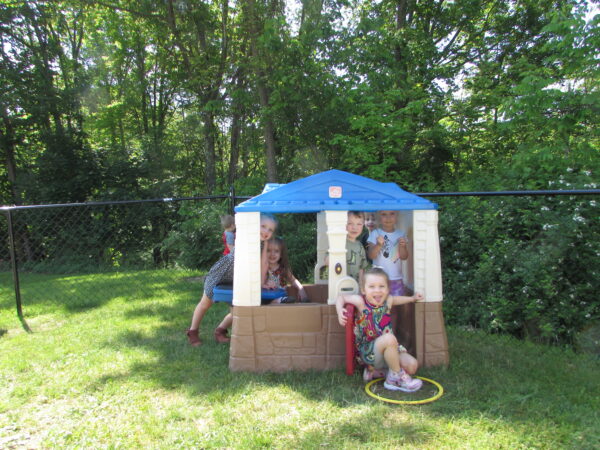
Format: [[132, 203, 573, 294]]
[[235, 169, 437, 213]]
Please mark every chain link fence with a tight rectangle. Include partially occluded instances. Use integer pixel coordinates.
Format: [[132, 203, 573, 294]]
[[2, 188, 599, 348], [0, 196, 240, 330]]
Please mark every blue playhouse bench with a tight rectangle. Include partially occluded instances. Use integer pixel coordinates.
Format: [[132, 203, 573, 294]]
[[213, 284, 287, 304]]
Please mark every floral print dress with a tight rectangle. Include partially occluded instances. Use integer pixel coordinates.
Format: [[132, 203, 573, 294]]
[[354, 297, 393, 368]]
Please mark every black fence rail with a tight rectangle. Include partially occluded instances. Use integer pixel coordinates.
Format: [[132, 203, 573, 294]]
[[2, 187, 599, 346], [1, 195, 239, 330]]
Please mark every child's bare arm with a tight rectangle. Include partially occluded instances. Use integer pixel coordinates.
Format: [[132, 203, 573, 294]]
[[397, 237, 409, 260], [288, 271, 307, 300], [336, 294, 363, 326], [367, 242, 381, 260], [389, 292, 424, 306]]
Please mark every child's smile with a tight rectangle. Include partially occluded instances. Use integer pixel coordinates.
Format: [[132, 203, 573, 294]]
[[365, 214, 376, 232], [362, 274, 390, 306], [346, 216, 364, 241], [379, 210, 397, 232], [260, 219, 276, 241], [267, 244, 281, 267]]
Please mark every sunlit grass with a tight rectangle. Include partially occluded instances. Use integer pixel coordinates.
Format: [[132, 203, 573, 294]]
[[1, 270, 599, 448]]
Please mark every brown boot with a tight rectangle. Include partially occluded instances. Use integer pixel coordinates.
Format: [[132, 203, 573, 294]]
[[214, 327, 231, 343], [186, 328, 201, 346]]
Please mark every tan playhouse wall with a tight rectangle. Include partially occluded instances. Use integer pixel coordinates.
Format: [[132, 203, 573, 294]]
[[414, 301, 449, 367], [229, 283, 449, 372], [229, 285, 347, 372]]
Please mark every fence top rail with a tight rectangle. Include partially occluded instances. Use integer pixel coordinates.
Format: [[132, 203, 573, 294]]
[[1, 189, 598, 212], [417, 189, 600, 198], [0, 195, 234, 211]]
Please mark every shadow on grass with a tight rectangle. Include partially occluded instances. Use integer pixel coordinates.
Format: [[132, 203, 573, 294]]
[[91, 297, 372, 409], [105, 295, 600, 447], [0, 269, 203, 323]]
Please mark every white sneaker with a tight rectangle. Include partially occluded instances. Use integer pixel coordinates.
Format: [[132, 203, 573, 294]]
[[383, 369, 422, 392]]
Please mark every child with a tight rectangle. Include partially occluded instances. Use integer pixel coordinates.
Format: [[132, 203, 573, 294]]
[[336, 267, 423, 392], [186, 214, 277, 346], [360, 211, 377, 264], [221, 214, 235, 255], [367, 210, 409, 295], [364, 212, 377, 235], [263, 237, 307, 303], [346, 211, 369, 286]]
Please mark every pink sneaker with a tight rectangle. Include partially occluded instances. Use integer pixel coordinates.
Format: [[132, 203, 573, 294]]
[[384, 369, 422, 392], [363, 367, 387, 382]]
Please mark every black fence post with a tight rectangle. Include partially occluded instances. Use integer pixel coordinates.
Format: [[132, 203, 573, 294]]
[[5, 208, 31, 332], [229, 185, 236, 215]]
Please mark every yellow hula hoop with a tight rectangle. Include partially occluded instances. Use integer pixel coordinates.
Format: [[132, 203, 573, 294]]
[[364, 376, 444, 405]]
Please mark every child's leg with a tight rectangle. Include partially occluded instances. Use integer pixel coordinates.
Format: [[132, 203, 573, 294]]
[[187, 294, 213, 346], [375, 333, 422, 392], [398, 348, 419, 375], [374, 333, 401, 372], [217, 311, 233, 330], [189, 293, 214, 330], [214, 309, 233, 343]]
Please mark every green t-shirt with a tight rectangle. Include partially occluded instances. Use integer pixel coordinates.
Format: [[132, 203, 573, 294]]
[[346, 238, 369, 282]]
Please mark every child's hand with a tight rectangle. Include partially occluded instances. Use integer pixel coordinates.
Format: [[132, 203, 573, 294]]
[[413, 293, 424, 302], [376, 235, 385, 246], [338, 308, 348, 326], [398, 237, 407, 247]]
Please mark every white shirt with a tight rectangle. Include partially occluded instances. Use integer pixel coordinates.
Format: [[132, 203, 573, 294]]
[[367, 228, 407, 280]]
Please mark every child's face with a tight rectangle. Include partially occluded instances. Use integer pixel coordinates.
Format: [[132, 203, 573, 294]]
[[346, 215, 364, 241], [361, 273, 390, 307], [364, 214, 376, 232], [266, 242, 281, 265], [378, 210, 397, 232], [260, 219, 276, 241]]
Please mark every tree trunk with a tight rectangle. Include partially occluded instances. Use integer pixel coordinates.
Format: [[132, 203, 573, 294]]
[[256, 80, 278, 182], [1, 105, 22, 205], [246, 0, 278, 182], [203, 109, 217, 193]]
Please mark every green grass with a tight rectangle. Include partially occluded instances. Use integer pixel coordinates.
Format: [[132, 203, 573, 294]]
[[1, 271, 599, 448]]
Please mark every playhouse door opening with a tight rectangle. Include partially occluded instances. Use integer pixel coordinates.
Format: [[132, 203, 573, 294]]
[[392, 304, 416, 356]]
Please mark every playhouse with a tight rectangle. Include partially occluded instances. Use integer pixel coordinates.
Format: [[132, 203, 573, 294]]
[[228, 170, 449, 372]]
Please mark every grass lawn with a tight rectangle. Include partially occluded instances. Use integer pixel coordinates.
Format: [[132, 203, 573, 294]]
[[1, 270, 599, 448]]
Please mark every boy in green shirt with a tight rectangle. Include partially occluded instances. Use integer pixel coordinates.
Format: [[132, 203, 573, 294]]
[[346, 211, 369, 286]]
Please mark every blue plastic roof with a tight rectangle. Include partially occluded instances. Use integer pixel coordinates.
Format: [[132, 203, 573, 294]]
[[235, 170, 437, 213]]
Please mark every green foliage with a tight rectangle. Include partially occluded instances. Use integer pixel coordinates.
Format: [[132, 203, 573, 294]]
[[276, 214, 317, 283], [440, 162, 599, 345], [1, 0, 598, 347], [161, 200, 229, 270]]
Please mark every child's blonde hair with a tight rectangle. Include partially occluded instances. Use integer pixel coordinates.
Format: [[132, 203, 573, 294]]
[[361, 267, 390, 288], [220, 214, 235, 229]]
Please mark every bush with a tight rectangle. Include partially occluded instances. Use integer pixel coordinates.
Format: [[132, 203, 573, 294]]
[[275, 213, 317, 283], [161, 200, 229, 270], [440, 165, 599, 346]]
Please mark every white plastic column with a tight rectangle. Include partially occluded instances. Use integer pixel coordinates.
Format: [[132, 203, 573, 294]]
[[233, 212, 262, 306], [313, 211, 328, 284], [412, 210, 443, 302], [397, 211, 414, 290], [326, 210, 349, 304]]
